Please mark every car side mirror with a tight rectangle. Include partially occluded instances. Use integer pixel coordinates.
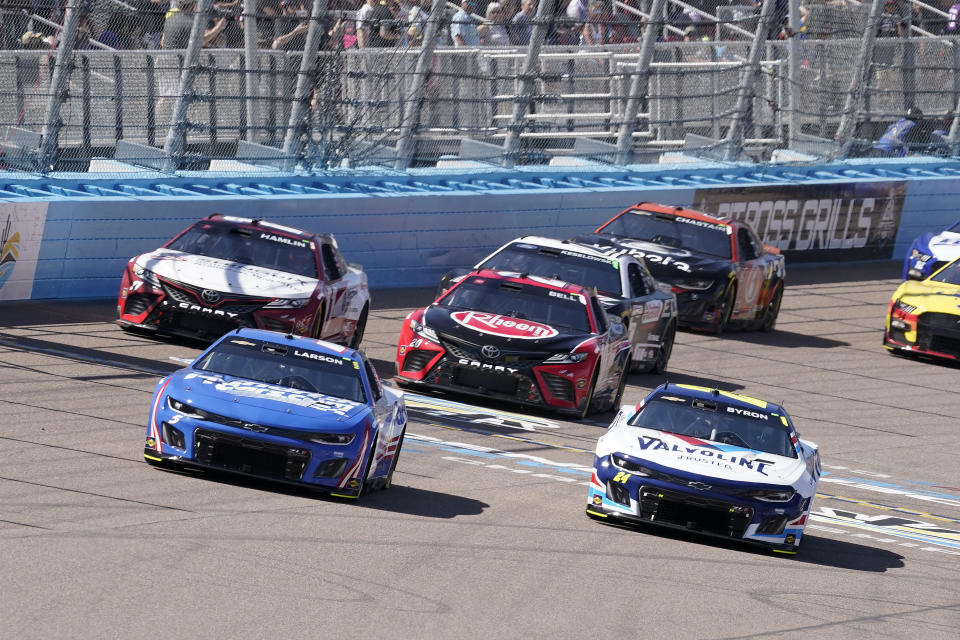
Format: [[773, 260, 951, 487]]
[[609, 320, 626, 337]]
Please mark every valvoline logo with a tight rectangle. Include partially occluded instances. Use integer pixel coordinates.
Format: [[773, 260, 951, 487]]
[[451, 311, 558, 339]]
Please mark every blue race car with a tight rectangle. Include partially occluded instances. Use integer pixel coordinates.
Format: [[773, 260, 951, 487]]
[[586, 383, 820, 554], [144, 328, 406, 498], [903, 218, 960, 280]]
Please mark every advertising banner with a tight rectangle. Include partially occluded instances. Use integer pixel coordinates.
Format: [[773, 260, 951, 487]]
[[0, 203, 49, 301], [693, 182, 906, 262]]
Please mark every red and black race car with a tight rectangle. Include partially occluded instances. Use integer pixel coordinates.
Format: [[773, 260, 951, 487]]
[[117, 215, 370, 345], [395, 270, 632, 418], [574, 203, 785, 334]]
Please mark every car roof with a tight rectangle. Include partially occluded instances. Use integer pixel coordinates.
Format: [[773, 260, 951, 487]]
[[468, 268, 595, 297], [205, 214, 329, 244], [218, 327, 359, 360], [626, 202, 732, 228], [505, 236, 632, 263], [651, 382, 786, 416]]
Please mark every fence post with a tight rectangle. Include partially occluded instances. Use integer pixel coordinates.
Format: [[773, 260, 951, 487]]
[[615, 0, 666, 166], [243, 0, 260, 142], [281, 0, 328, 171], [81, 55, 91, 161], [395, 0, 449, 169], [113, 55, 124, 141], [502, 0, 554, 168], [787, 0, 800, 148], [163, 0, 215, 172], [37, 0, 83, 172], [836, 0, 885, 158], [722, 0, 778, 161]]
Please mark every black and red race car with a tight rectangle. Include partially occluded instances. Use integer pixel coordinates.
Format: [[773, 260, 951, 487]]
[[117, 215, 370, 345], [395, 270, 632, 418], [574, 202, 785, 334]]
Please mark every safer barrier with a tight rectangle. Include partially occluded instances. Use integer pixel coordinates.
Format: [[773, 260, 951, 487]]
[[2, 157, 960, 301]]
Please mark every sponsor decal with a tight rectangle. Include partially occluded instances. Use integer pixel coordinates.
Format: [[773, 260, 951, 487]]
[[458, 358, 518, 375], [175, 301, 239, 318], [0, 203, 48, 301], [559, 249, 612, 264], [548, 290, 583, 303], [636, 435, 774, 476], [146, 437, 156, 448], [641, 299, 663, 323], [620, 242, 693, 273], [694, 181, 905, 261], [182, 373, 360, 416], [451, 311, 559, 339], [229, 340, 257, 346]]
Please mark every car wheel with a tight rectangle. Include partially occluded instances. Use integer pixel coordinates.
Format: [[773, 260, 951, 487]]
[[311, 303, 327, 340], [758, 284, 783, 333], [349, 304, 369, 350], [712, 284, 736, 335], [355, 432, 379, 498], [578, 369, 599, 420], [383, 425, 406, 490], [611, 360, 630, 408], [648, 320, 676, 374]]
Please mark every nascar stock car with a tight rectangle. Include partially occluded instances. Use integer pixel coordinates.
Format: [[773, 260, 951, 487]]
[[885, 257, 960, 362], [439, 236, 678, 373], [396, 270, 632, 418], [901, 217, 960, 280], [573, 202, 785, 334], [117, 214, 369, 345], [586, 384, 820, 554], [144, 328, 406, 498]]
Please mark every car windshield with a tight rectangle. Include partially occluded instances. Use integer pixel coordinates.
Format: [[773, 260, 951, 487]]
[[628, 394, 797, 458], [440, 276, 592, 334], [598, 211, 731, 259], [194, 337, 366, 403], [931, 259, 960, 284], [168, 221, 318, 278], [478, 243, 624, 297]]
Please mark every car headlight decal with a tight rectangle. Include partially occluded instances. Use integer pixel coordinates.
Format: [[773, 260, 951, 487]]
[[610, 453, 651, 476], [168, 396, 212, 420], [673, 279, 714, 291], [745, 489, 796, 502], [133, 264, 162, 287], [409, 318, 439, 342], [307, 433, 356, 445], [265, 298, 311, 309], [543, 351, 588, 364]]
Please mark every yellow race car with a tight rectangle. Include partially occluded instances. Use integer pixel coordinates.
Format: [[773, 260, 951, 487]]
[[884, 258, 960, 361]]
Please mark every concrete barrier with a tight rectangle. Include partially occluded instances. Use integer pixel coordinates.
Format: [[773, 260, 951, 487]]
[[2, 157, 960, 301]]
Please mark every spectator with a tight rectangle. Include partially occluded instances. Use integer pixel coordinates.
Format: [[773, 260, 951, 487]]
[[355, 0, 377, 47], [479, 1, 510, 45], [870, 107, 934, 156], [877, 0, 910, 38], [98, 12, 135, 49], [406, 0, 433, 46], [509, 0, 536, 45], [2, 0, 32, 49], [271, 0, 311, 50], [580, 0, 612, 45], [451, 0, 480, 46], [357, 0, 402, 47], [945, 0, 960, 35]]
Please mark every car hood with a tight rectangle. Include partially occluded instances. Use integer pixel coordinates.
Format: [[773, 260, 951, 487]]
[[598, 426, 804, 485], [586, 235, 729, 280], [926, 231, 960, 262], [167, 370, 369, 431], [424, 305, 593, 351], [896, 278, 960, 312], [136, 250, 318, 298]]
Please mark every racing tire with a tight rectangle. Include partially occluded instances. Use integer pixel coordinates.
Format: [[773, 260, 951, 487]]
[[383, 425, 406, 490], [356, 432, 380, 498], [712, 284, 736, 335], [757, 284, 783, 333], [611, 361, 630, 409], [311, 303, 327, 340], [647, 320, 676, 374], [578, 368, 599, 420], [349, 304, 369, 350]]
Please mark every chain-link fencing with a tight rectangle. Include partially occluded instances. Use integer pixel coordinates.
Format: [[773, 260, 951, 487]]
[[1, 0, 958, 173]]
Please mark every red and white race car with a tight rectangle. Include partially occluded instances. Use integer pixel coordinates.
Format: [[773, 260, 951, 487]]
[[396, 269, 632, 418], [117, 214, 369, 345]]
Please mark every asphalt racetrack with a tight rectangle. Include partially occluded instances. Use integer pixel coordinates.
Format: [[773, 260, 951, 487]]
[[1, 261, 958, 639]]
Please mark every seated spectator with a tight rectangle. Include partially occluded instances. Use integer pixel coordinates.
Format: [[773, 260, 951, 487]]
[[479, 2, 511, 46], [580, 0, 612, 45]]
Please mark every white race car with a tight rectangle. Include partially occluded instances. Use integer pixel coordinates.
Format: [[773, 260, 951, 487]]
[[586, 383, 820, 554]]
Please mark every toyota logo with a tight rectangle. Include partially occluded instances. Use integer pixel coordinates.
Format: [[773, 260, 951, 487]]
[[200, 289, 222, 304], [480, 344, 501, 359]]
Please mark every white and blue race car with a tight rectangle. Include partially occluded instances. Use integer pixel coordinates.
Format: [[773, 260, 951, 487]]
[[144, 328, 406, 498], [903, 218, 960, 280], [586, 383, 820, 554]]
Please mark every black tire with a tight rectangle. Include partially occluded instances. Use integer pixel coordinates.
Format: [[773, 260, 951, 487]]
[[311, 303, 327, 340], [648, 320, 676, 374], [758, 284, 783, 333], [383, 424, 406, 490], [349, 304, 369, 350], [611, 360, 630, 409], [578, 368, 599, 420], [355, 432, 379, 498], [712, 284, 736, 335]]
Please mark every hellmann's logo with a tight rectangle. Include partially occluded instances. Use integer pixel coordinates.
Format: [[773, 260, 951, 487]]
[[451, 311, 558, 339]]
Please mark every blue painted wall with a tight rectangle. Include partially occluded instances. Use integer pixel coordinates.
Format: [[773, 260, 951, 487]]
[[5, 156, 960, 300]]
